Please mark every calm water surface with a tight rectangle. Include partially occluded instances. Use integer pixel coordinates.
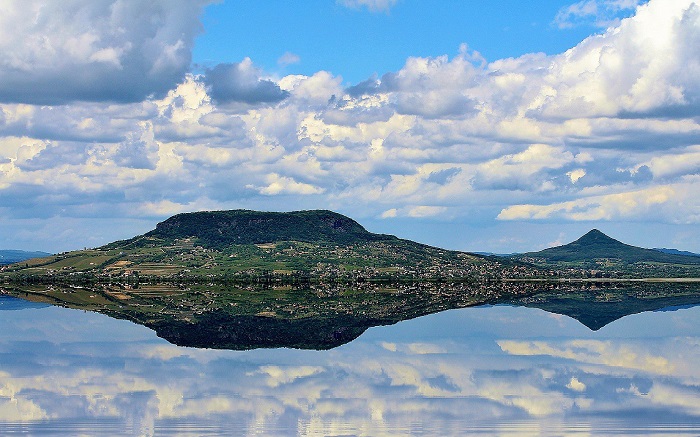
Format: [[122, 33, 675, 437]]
[[0, 295, 699, 435]]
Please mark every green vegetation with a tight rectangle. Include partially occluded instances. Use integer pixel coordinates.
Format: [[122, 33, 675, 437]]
[[107, 209, 392, 250], [1, 210, 540, 283], [6, 212, 697, 283], [513, 229, 700, 278]]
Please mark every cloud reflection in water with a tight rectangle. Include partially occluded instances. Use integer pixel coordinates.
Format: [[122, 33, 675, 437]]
[[0, 299, 699, 435]]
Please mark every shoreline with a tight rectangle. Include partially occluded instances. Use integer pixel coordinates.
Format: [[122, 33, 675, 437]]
[[500, 277, 700, 283]]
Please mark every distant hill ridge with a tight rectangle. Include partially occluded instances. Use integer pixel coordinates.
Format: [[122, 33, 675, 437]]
[[106, 209, 396, 250], [521, 229, 700, 265], [0, 250, 52, 265], [654, 248, 700, 258]]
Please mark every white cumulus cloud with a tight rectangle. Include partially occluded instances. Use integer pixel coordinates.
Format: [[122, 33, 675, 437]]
[[0, 0, 213, 104], [554, 0, 645, 29], [1, 0, 700, 251], [338, 0, 399, 13]]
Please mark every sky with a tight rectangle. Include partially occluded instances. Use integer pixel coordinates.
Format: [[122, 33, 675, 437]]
[[0, 0, 699, 254]]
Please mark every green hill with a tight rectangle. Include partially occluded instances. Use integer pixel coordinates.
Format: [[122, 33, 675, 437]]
[[4, 217, 698, 280], [107, 209, 393, 250], [513, 229, 700, 277], [3, 209, 532, 282], [524, 229, 700, 265], [654, 248, 700, 258]]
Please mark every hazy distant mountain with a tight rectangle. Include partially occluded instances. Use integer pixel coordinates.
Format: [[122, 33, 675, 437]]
[[654, 248, 700, 258], [473, 252, 513, 257], [0, 250, 51, 265]]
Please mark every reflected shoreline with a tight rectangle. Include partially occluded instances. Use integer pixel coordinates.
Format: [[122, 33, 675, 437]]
[[3, 280, 700, 350], [1, 289, 700, 435]]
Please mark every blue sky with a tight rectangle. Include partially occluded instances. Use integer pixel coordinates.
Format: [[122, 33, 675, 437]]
[[193, 0, 633, 84], [0, 0, 699, 254]]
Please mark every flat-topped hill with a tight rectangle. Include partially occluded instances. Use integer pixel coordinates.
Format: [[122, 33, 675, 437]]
[[7, 209, 517, 281], [149, 209, 388, 246], [104, 210, 394, 250]]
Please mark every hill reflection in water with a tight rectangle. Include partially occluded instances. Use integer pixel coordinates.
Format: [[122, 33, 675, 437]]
[[3, 281, 700, 350], [155, 283, 700, 349], [0, 293, 699, 435]]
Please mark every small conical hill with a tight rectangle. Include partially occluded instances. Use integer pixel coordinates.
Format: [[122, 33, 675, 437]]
[[524, 229, 700, 265]]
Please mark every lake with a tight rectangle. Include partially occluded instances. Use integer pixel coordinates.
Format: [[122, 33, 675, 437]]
[[1, 294, 699, 435]]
